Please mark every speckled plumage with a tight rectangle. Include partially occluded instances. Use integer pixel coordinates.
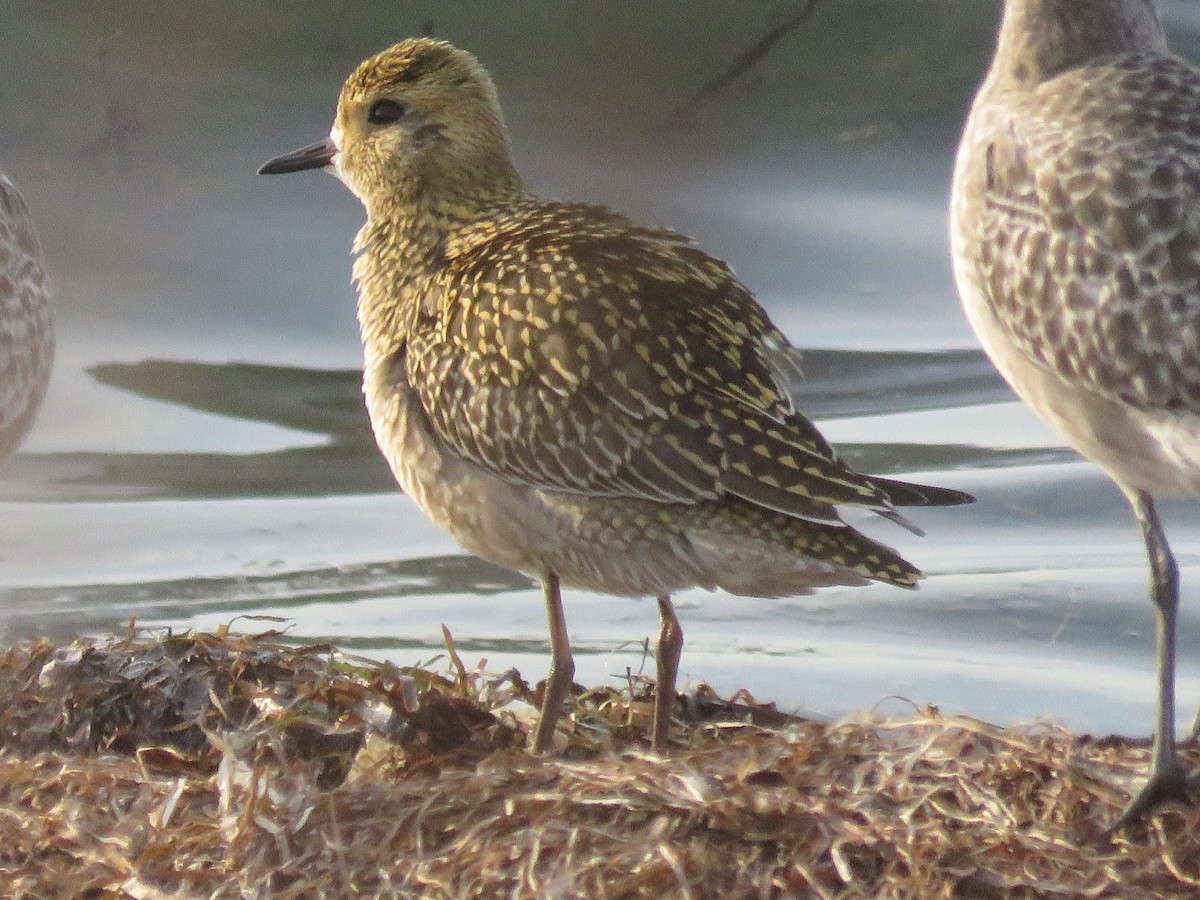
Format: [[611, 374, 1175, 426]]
[[0, 172, 52, 464], [951, 0, 1198, 823], [262, 38, 972, 752]]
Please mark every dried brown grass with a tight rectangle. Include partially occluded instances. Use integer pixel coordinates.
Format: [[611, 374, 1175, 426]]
[[0, 629, 1197, 899]]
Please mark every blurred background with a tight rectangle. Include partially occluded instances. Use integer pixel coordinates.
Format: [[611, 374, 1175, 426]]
[[4, 0, 1200, 736]]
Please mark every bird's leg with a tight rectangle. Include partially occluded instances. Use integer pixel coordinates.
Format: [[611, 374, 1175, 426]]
[[532, 572, 574, 754], [652, 594, 683, 751], [1115, 488, 1191, 828]]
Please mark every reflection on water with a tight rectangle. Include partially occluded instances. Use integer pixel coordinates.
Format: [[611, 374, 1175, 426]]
[[2, 351, 1187, 736], [2, 350, 1043, 502], [2, 1, 1200, 740], [3, 360, 390, 501], [2, 554, 530, 641]]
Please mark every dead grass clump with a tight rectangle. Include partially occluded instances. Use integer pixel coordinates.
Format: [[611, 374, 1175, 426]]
[[0, 630, 1198, 898]]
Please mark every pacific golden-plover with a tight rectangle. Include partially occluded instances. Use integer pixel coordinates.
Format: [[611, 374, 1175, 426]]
[[0, 170, 52, 466], [952, 0, 1200, 824], [261, 38, 972, 753]]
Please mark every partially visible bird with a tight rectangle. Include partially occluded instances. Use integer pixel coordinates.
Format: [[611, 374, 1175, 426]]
[[260, 38, 972, 752], [951, 0, 1200, 824], [0, 170, 52, 465]]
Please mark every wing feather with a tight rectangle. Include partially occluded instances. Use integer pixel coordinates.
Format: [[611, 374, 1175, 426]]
[[973, 53, 1200, 414], [407, 201, 894, 524]]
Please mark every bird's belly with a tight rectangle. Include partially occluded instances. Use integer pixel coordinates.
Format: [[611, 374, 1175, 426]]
[[367, 378, 710, 597], [373, 381, 555, 574], [958, 276, 1200, 497]]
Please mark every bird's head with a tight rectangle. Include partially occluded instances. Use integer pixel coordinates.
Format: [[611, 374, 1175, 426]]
[[259, 39, 520, 213]]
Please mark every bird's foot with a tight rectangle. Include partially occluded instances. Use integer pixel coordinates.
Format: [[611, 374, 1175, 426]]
[[1112, 760, 1193, 833]]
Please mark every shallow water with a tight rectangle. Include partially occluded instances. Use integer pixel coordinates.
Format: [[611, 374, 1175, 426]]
[[4, 1, 1200, 737]]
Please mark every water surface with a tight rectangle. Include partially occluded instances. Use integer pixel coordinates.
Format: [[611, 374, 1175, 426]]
[[4, 1, 1200, 738]]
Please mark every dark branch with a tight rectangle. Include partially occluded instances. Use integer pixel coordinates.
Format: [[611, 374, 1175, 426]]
[[682, 0, 822, 111]]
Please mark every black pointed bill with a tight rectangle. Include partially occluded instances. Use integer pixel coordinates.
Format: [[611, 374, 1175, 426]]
[[257, 137, 337, 175]]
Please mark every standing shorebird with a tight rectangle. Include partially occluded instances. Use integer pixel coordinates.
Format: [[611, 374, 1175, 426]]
[[260, 38, 972, 752], [951, 0, 1200, 823], [0, 170, 52, 466]]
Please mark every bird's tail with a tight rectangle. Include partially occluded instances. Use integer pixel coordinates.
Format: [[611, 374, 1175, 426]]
[[869, 475, 975, 508]]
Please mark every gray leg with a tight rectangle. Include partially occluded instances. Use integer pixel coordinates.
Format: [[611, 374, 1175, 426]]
[[1116, 488, 1191, 827], [532, 572, 574, 754], [652, 594, 683, 751]]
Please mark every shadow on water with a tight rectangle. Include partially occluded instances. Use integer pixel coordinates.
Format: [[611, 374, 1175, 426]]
[[5, 2, 1200, 736], [1, 554, 531, 642], [0, 349, 1051, 502], [790, 348, 1009, 418]]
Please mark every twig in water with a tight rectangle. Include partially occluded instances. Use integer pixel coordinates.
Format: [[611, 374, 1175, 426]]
[[682, 0, 821, 112]]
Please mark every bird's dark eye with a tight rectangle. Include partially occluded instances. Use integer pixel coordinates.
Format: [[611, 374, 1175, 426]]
[[367, 98, 406, 125]]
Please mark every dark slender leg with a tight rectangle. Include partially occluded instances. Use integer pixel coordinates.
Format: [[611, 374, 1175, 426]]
[[652, 595, 683, 751], [532, 572, 574, 754], [1116, 488, 1191, 827]]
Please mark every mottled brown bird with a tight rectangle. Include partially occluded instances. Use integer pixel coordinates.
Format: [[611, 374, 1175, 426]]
[[261, 38, 972, 753], [952, 0, 1200, 824], [0, 170, 52, 465]]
